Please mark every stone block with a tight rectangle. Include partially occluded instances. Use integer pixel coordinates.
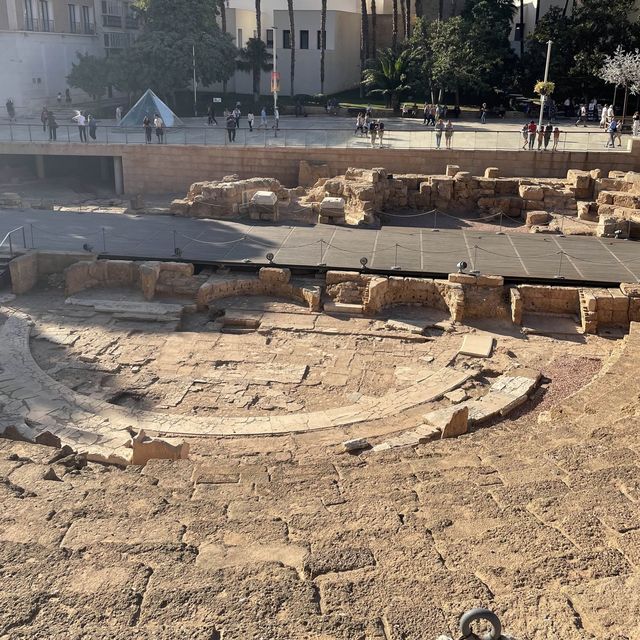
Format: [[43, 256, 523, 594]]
[[259, 267, 291, 284], [170, 199, 192, 216], [10, 252, 38, 295], [105, 260, 135, 286], [445, 165, 460, 177], [419, 182, 432, 196], [139, 262, 161, 300], [519, 185, 544, 200], [448, 273, 477, 285], [441, 406, 469, 438], [484, 167, 500, 178], [341, 438, 370, 453], [475, 275, 504, 287], [577, 201, 598, 221], [433, 177, 454, 200], [321, 196, 346, 213], [526, 211, 551, 226], [129, 430, 189, 466]]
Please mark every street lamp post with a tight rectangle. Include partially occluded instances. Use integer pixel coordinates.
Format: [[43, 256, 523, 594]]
[[538, 39, 553, 130], [271, 26, 278, 117]]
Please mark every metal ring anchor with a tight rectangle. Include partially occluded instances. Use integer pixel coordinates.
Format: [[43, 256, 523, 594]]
[[459, 608, 502, 640]]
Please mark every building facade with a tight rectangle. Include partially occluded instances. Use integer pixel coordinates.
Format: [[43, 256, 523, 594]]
[[0, 0, 139, 113]]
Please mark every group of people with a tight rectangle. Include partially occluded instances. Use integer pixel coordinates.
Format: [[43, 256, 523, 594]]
[[218, 103, 280, 142], [141, 114, 165, 143], [521, 121, 561, 151], [422, 103, 451, 125], [70, 110, 98, 142], [354, 113, 386, 147]]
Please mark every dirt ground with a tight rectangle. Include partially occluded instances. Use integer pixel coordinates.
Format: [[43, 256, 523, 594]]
[[0, 283, 637, 639]]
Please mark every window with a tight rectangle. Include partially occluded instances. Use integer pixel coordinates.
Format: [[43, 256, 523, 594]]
[[266, 28, 273, 48], [68, 4, 77, 31], [39, 0, 52, 31], [24, 0, 35, 30], [104, 31, 130, 48], [237, 28, 243, 45], [283, 29, 290, 49], [317, 29, 326, 49], [300, 30, 308, 49], [81, 5, 92, 32]]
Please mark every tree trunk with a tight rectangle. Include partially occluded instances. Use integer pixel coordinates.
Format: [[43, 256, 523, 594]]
[[534, 0, 540, 24], [520, 0, 524, 57], [371, 0, 377, 59], [320, 0, 327, 94], [360, 0, 369, 96], [392, 0, 398, 51], [255, 0, 261, 40], [455, 86, 460, 108], [220, 0, 228, 94], [415, 0, 423, 17], [400, 0, 406, 40], [287, 0, 295, 97], [438, 0, 443, 20], [253, 64, 260, 105], [405, 0, 411, 37], [622, 83, 629, 126]]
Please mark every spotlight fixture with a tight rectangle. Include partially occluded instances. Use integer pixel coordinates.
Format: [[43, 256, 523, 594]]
[[82, 243, 93, 252], [266, 252, 275, 264], [359, 256, 368, 269], [456, 260, 468, 273], [173, 247, 182, 257]]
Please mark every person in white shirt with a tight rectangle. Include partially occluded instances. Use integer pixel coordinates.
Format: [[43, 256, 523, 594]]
[[72, 111, 87, 142], [575, 105, 587, 127], [247, 111, 254, 132], [153, 114, 164, 143], [273, 107, 279, 130], [115, 105, 122, 123], [607, 105, 615, 120]]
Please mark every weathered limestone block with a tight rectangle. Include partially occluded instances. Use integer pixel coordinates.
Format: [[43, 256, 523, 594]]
[[105, 260, 136, 286], [170, 198, 190, 215], [526, 211, 551, 226], [612, 193, 640, 209], [597, 216, 627, 238], [577, 201, 598, 221], [259, 267, 291, 284], [495, 179, 520, 195], [299, 160, 330, 187], [161, 262, 194, 277], [139, 262, 161, 300], [445, 165, 460, 177], [10, 252, 39, 295], [432, 177, 454, 200], [441, 406, 469, 438], [519, 185, 544, 200], [448, 273, 477, 285], [484, 167, 500, 178], [510, 288, 523, 325], [129, 430, 189, 466]]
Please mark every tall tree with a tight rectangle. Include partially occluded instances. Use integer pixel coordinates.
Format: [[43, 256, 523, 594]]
[[237, 37, 273, 104], [392, 0, 398, 50], [371, 0, 377, 59], [66, 52, 110, 101], [362, 47, 416, 111], [520, 0, 525, 57], [405, 0, 411, 37], [218, 0, 226, 32], [255, 0, 261, 40], [287, 0, 295, 96], [320, 0, 327, 93], [399, 0, 406, 40]]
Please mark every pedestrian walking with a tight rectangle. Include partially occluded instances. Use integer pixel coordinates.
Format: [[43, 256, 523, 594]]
[[633, 111, 640, 137], [87, 114, 97, 140], [247, 110, 254, 132], [154, 113, 165, 143], [273, 107, 279, 130], [615, 120, 623, 147], [435, 118, 444, 148], [57, 91, 62, 104], [422, 102, 429, 125], [537, 125, 544, 150], [364, 113, 371, 137], [226, 112, 236, 142], [143, 114, 152, 143], [73, 111, 87, 142], [260, 107, 267, 129], [115, 105, 122, 123], [370, 120, 378, 147], [40, 106, 48, 132], [480, 103, 488, 124], [600, 105, 608, 129], [207, 103, 218, 126], [607, 104, 615, 121], [527, 120, 536, 150], [65, 88, 71, 103], [521, 123, 528, 150], [47, 112, 58, 141], [5, 98, 15, 122], [377, 120, 385, 147], [355, 113, 365, 136], [575, 104, 587, 126], [606, 118, 617, 148], [552, 126, 561, 151], [444, 119, 453, 149], [233, 106, 241, 129], [544, 123, 553, 150]]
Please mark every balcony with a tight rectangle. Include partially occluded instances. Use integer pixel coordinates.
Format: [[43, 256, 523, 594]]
[[125, 15, 139, 29], [69, 21, 96, 34], [23, 17, 55, 32], [102, 14, 122, 27]]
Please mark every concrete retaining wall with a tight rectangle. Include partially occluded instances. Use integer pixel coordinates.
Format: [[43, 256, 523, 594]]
[[2, 140, 639, 193]]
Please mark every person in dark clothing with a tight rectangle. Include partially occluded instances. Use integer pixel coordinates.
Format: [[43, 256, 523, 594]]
[[543, 123, 553, 150], [87, 114, 97, 140], [5, 98, 15, 122], [143, 114, 152, 143], [226, 113, 237, 142], [47, 112, 58, 141], [207, 103, 218, 126]]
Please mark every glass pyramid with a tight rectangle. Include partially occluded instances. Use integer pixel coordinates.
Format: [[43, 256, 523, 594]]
[[119, 89, 183, 127]]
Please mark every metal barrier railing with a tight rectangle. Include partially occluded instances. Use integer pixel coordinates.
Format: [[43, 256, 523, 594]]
[[0, 122, 634, 152], [0, 226, 27, 257]]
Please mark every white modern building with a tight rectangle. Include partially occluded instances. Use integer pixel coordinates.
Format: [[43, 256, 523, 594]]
[[0, 0, 139, 113]]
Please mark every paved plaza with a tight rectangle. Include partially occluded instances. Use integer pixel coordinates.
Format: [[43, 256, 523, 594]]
[[0, 114, 632, 152]]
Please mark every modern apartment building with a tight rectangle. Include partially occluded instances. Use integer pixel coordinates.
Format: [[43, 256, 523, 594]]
[[0, 0, 139, 112]]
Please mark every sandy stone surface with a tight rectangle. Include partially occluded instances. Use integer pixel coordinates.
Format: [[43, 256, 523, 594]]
[[0, 283, 637, 639]]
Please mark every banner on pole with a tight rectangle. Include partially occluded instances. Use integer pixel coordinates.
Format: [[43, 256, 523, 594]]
[[271, 72, 281, 93]]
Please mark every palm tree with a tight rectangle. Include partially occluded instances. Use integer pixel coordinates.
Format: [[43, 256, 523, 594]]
[[371, 0, 377, 59], [362, 47, 415, 112], [399, 0, 406, 40], [255, 0, 261, 40], [287, 0, 295, 96], [237, 37, 273, 104], [360, 0, 369, 65], [405, 0, 411, 37], [392, 0, 398, 51], [320, 0, 327, 93]]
